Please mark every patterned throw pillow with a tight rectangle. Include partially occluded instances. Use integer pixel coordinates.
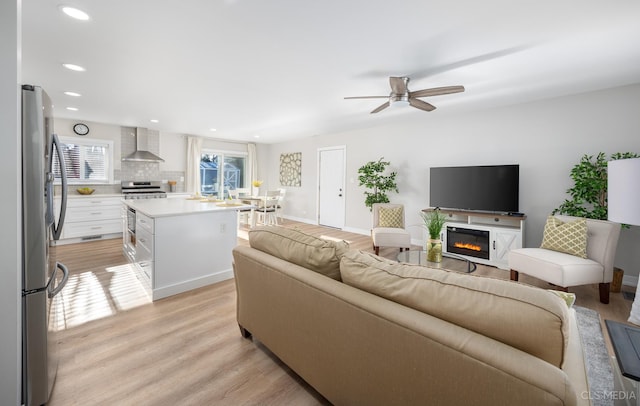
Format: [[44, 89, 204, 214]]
[[548, 290, 576, 308], [378, 207, 403, 228], [540, 216, 588, 258]]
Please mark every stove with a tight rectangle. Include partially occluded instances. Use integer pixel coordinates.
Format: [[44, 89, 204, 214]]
[[121, 180, 167, 199]]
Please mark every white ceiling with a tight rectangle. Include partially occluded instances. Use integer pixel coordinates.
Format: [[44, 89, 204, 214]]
[[22, 1, 640, 144]]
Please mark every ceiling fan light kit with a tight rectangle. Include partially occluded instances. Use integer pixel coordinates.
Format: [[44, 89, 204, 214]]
[[345, 76, 464, 114]]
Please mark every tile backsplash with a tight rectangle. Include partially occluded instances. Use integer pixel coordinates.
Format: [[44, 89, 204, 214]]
[[54, 127, 186, 194], [118, 127, 185, 192]]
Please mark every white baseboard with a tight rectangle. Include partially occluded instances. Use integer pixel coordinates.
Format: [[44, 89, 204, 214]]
[[341, 226, 369, 236], [281, 215, 316, 225], [623, 275, 638, 288], [152, 268, 234, 301]]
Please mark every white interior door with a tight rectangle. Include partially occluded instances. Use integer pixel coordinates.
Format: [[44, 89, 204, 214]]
[[318, 147, 345, 228]]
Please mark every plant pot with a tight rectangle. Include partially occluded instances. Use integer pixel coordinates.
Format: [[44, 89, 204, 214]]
[[426, 238, 442, 263], [612, 267, 624, 293]]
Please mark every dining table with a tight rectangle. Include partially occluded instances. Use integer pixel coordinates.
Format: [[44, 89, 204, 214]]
[[239, 195, 280, 227]]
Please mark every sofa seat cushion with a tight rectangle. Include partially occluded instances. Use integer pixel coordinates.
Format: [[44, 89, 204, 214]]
[[248, 226, 349, 281], [371, 227, 411, 247], [340, 250, 570, 368], [509, 247, 604, 287]]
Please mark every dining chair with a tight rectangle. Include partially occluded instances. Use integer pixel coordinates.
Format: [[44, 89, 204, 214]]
[[276, 188, 286, 223], [228, 188, 252, 226], [256, 190, 281, 226]]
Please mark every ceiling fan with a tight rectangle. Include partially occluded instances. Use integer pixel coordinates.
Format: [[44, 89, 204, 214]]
[[344, 76, 465, 114]]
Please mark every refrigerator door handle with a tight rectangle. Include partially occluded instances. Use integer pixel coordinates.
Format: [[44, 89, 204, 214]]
[[50, 134, 67, 240], [48, 262, 69, 298]]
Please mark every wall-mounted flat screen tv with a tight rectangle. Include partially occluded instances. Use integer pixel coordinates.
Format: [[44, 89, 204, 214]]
[[429, 164, 519, 213]]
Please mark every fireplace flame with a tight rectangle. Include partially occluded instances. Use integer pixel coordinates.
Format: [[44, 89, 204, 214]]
[[453, 242, 482, 252]]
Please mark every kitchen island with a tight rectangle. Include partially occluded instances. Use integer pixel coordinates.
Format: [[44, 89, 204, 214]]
[[123, 198, 251, 301]]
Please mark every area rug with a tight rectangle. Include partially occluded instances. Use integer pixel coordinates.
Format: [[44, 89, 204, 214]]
[[575, 305, 614, 406]]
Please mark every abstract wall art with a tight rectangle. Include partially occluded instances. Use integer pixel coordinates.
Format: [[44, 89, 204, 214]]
[[280, 152, 302, 187]]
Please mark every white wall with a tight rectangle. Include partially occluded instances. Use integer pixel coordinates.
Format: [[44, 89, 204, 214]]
[[159, 132, 186, 172], [264, 84, 640, 277], [1, 1, 21, 403], [55, 118, 123, 172]]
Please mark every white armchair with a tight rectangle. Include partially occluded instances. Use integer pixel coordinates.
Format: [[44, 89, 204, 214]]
[[371, 203, 411, 256], [509, 215, 621, 304]]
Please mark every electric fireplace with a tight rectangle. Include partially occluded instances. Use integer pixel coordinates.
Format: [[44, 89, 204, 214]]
[[446, 226, 490, 260]]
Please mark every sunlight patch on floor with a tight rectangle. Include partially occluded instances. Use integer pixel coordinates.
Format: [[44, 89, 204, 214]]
[[57, 263, 151, 329], [106, 263, 152, 310]]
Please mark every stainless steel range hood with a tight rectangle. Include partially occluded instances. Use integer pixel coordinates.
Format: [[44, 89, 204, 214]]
[[122, 127, 164, 162]]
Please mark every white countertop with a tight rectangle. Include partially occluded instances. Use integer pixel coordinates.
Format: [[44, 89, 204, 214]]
[[123, 198, 253, 218]]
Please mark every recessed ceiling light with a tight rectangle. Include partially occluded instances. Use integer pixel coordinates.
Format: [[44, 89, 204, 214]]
[[64, 91, 81, 97], [60, 6, 90, 21], [62, 63, 86, 72], [209, 128, 217, 132], [66, 107, 78, 111], [150, 119, 159, 123], [254, 135, 260, 138]]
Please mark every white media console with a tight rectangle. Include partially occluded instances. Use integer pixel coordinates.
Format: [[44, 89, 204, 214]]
[[423, 209, 525, 270]]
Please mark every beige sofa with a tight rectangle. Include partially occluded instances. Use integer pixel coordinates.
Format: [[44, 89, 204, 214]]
[[232, 227, 591, 406]]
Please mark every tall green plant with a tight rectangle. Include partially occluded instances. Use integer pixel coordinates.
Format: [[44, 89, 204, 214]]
[[357, 157, 398, 210], [552, 152, 638, 220], [420, 209, 447, 240]]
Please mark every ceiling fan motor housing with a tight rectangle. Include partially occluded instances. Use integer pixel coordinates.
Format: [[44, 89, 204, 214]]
[[390, 93, 410, 107]]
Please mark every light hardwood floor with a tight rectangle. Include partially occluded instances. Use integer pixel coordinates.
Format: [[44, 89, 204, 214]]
[[50, 221, 635, 405]]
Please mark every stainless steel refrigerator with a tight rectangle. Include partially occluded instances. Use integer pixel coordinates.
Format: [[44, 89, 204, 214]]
[[22, 85, 69, 406]]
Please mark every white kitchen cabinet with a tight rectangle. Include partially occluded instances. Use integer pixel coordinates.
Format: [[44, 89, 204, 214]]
[[55, 195, 124, 244], [123, 198, 240, 301]]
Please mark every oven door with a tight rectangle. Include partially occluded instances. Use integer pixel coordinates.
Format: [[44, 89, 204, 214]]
[[127, 207, 136, 233]]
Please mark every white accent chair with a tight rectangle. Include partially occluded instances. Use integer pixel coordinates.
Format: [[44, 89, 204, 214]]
[[371, 203, 411, 256], [509, 215, 621, 304]]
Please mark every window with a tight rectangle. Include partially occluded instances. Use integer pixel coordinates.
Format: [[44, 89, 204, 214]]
[[200, 150, 247, 197], [53, 137, 114, 184]]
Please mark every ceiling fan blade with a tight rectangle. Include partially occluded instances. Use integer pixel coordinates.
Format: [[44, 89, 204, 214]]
[[344, 95, 389, 99], [389, 77, 409, 95], [410, 85, 465, 98], [370, 101, 390, 114], [409, 98, 436, 112]]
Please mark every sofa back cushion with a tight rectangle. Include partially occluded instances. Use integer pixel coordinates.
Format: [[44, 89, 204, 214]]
[[249, 226, 349, 281], [340, 250, 570, 368]]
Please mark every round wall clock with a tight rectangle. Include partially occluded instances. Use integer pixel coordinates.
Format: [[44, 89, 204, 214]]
[[73, 123, 90, 136]]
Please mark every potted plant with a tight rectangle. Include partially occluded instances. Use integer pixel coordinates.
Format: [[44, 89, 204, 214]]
[[358, 157, 399, 211], [420, 209, 447, 262], [553, 151, 638, 292], [552, 152, 638, 221], [251, 179, 263, 196]]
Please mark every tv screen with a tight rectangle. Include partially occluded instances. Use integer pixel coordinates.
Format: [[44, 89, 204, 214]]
[[429, 164, 519, 213]]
